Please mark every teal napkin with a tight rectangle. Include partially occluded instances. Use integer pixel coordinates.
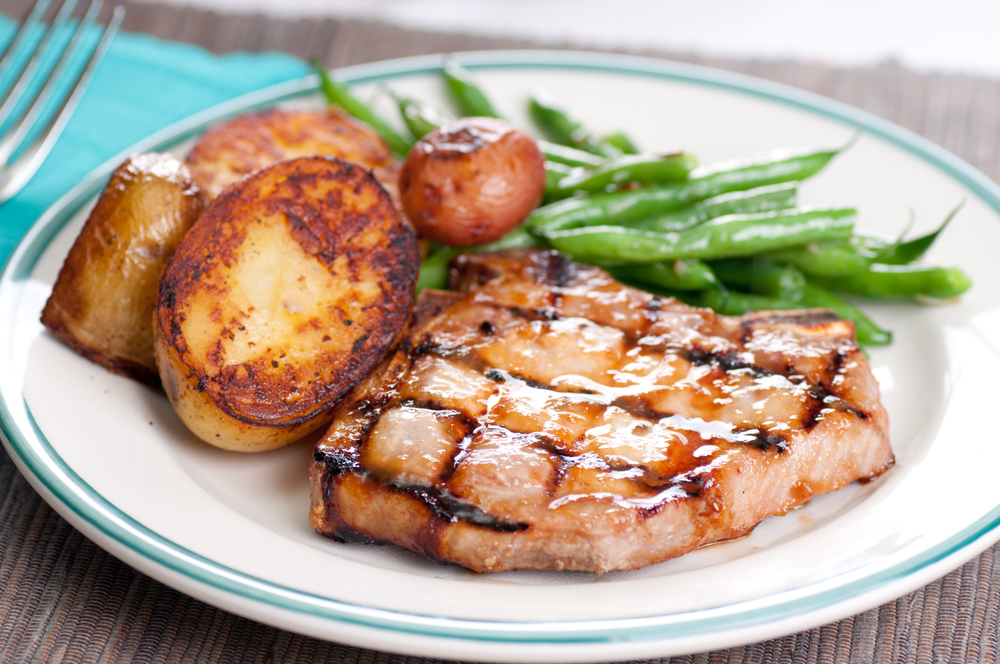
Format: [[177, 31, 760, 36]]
[[0, 14, 311, 264]]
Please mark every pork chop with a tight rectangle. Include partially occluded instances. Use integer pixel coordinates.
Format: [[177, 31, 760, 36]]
[[309, 249, 893, 573]]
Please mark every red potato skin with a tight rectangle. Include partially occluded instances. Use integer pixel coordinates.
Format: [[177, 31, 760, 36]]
[[399, 117, 545, 247]]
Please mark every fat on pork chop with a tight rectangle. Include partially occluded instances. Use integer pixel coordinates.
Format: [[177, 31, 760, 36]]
[[309, 249, 893, 573]]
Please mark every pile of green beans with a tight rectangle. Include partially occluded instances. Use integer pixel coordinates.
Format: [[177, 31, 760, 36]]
[[311, 59, 973, 348]]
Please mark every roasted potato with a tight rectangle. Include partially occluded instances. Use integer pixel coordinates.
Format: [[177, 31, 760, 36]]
[[185, 107, 396, 200], [153, 156, 420, 452], [40, 153, 207, 384], [399, 117, 546, 246]]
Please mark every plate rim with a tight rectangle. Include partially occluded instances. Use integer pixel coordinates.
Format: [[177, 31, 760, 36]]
[[3, 49, 1000, 658]]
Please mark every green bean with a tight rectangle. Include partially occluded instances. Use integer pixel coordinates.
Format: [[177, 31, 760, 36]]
[[443, 57, 502, 118], [689, 147, 837, 190], [546, 161, 640, 200], [603, 131, 640, 155], [632, 183, 798, 233], [537, 140, 606, 168], [416, 247, 462, 292], [709, 257, 806, 299], [524, 147, 838, 234], [311, 59, 414, 157], [610, 259, 719, 291], [545, 162, 577, 196], [482, 226, 538, 251], [529, 90, 621, 158], [813, 264, 972, 300], [542, 207, 856, 265], [768, 241, 873, 277], [873, 202, 963, 265], [716, 290, 799, 316], [548, 152, 698, 196], [394, 93, 453, 139], [786, 205, 961, 274], [767, 216, 944, 277]]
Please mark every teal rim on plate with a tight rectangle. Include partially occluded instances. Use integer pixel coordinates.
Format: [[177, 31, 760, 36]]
[[3, 50, 1000, 648]]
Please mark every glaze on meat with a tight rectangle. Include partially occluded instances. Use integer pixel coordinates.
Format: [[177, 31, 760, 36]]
[[309, 249, 893, 573]]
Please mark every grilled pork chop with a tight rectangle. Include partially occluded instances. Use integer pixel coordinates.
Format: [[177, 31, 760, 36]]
[[309, 249, 893, 573]]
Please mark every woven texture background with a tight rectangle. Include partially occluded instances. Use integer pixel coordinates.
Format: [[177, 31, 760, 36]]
[[1, 1, 999, 662]]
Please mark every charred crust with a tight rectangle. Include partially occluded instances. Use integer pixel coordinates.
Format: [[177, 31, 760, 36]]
[[484, 368, 505, 382], [508, 305, 560, 322], [329, 526, 380, 545], [314, 446, 361, 475], [314, 446, 361, 506], [677, 475, 706, 498], [747, 433, 790, 453], [539, 250, 576, 288], [410, 339, 440, 356], [351, 332, 371, 354]]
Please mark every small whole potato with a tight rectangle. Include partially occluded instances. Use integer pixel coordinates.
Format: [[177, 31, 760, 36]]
[[399, 117, 545, 247]]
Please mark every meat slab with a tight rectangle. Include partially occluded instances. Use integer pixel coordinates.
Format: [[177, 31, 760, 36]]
[[309, 249, 893, 573]]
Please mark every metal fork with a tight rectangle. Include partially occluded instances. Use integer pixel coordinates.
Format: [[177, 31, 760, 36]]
[[0, 0, 124, 203]]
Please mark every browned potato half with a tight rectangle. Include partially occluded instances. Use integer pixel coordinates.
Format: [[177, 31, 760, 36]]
[[399, 117, 546, 247], [40, 153, 207, 384], [153, 156, 420, 452], [186, 107, 396, 200]]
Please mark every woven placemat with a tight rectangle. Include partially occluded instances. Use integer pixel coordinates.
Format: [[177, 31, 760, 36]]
[[1, 1, 999, 662]]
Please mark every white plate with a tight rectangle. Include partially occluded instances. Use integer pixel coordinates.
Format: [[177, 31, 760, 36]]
[[3, 51, 1000, 663]]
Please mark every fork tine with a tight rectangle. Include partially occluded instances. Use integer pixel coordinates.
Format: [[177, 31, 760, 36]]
[[0, 4, 124, 203], [0, 0, 54, 93], [0, 0, 100, 165], [0, 0, 79, 128]]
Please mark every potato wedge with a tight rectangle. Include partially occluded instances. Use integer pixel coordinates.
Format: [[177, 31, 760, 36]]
[[185, 107, 395, 200], [41, 153, 206, 384], [153, 156, 419, 452]]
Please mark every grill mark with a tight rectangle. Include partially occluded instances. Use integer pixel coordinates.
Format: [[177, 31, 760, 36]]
[[682, 346, 751, 372], [404, 401, 478, 486], [818, 350, 870, 419], [391, 483, 529, 532], [549, 455, 574, 496]]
